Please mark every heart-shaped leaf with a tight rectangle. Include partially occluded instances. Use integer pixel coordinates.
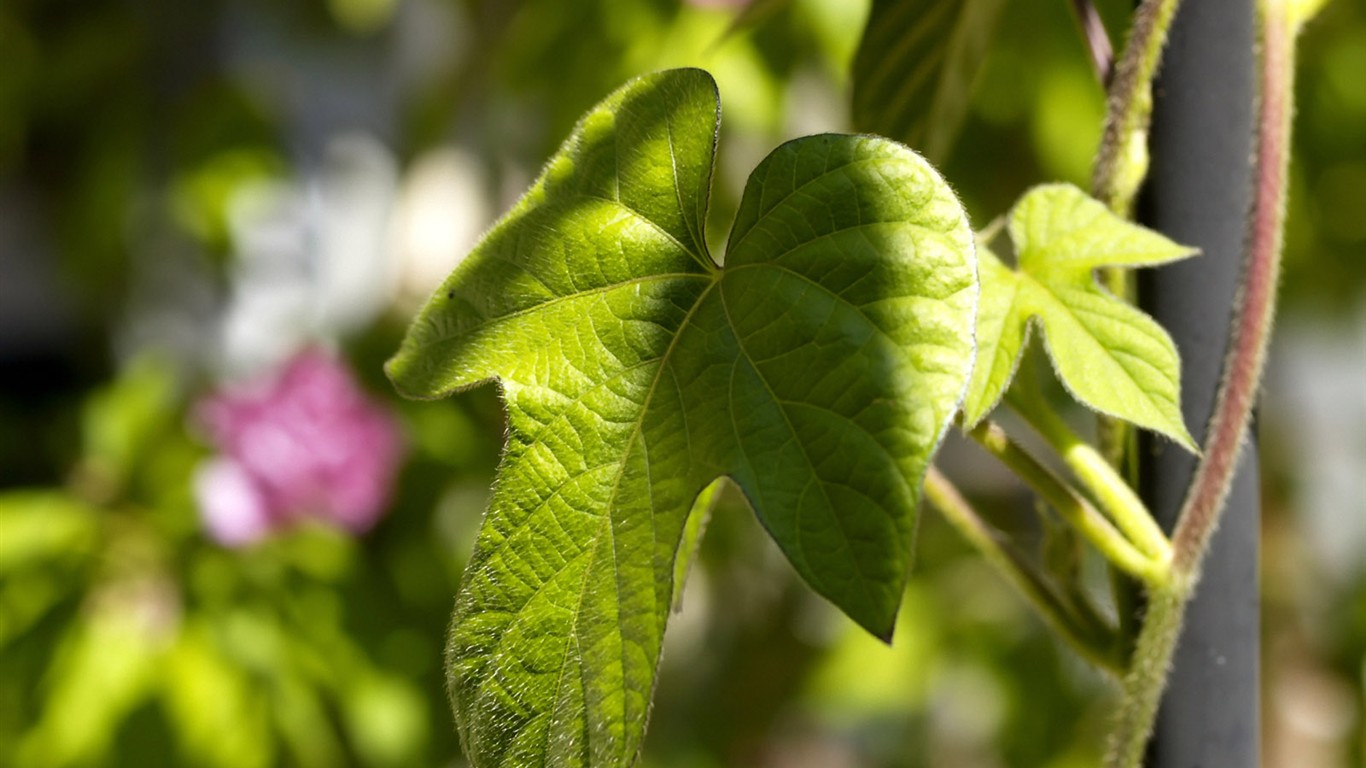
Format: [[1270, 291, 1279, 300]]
[[387, 68, 977, 768], [851, 0, 1009, 163], [963, 183, 1198, 450]]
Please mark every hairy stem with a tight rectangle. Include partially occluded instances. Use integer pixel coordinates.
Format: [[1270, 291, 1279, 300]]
[[1104, 584, 1187, 767], [924, 467, 1125, 672], [966, 422, 1168, 586], [1103, 2, 1303, 764], [1169, 0, 1293, 577], [1092, 0, 1185, 217]]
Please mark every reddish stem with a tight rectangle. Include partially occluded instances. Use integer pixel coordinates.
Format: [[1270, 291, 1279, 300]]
[[1071, 0, 1116, 85], [1171, 4, 1290, 578]]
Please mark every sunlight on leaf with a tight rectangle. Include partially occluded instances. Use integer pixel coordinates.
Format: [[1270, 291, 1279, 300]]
[[962, 183, 1198, 451], [387, 68, 977, 767]]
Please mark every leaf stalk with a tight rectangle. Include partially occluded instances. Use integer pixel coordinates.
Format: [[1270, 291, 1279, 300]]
[[923, 467, 1125, 673], [966, 421, 1169, 586], [1005, 390, 1171, 562]]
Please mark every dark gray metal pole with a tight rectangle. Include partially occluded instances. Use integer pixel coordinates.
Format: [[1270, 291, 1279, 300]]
[[1136, 0, 1260, 765]]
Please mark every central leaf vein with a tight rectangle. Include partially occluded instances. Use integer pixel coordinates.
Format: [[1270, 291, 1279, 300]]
[[717, 282, 883, 610]]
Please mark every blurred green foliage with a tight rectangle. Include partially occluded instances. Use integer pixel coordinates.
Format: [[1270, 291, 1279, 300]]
[[1, 0, 1363, 766], [0, 351, 507, 766], [1284, 0, 1366, 313]]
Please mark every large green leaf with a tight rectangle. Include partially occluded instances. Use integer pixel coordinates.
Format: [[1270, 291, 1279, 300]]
[[387, 68, 977, 768], [851, 0, 1008, 163], [962, 183, 1198, 450]]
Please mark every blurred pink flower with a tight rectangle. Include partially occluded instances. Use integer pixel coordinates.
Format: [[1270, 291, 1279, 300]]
[[193, 349, 405, 546]]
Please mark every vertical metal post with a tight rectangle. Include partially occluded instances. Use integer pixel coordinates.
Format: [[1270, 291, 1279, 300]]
[[1137, 0, 1260, 765]]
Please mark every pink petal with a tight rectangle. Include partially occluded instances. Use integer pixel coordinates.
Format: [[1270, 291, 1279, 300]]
[[192, 347, 407, 543], [194, 458, 277, 547]]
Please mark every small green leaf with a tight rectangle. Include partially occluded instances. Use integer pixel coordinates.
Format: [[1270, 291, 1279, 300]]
[[962, 183, 1199, 451], [851, 0, 1008, 163], [388, 69, 977, 767]]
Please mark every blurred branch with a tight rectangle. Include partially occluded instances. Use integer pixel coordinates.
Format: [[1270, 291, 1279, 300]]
[[1069, 0, 1115, 84], [924, 467, 1125, 673]]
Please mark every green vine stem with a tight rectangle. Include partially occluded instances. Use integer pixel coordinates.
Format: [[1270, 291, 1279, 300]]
[[1103, 0, 1306, 763], [966, 421, 1169, 586], [1104, 582, 1186, 767], [924, 467, 1125, 673], [1092, 0, 1184, 219]]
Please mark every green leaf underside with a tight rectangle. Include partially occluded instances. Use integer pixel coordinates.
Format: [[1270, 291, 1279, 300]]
[[387, 69, 976, 767], [963, 183, 1199, 450], [851, 0, 1008, 163]]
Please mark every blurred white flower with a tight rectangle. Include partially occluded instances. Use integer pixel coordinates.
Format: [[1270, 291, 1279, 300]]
[[391, 147, 491, 310], [221, 133, 398, 375]]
